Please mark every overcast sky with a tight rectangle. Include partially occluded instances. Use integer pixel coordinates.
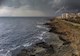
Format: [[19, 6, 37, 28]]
[[0, 0, 80, 16]]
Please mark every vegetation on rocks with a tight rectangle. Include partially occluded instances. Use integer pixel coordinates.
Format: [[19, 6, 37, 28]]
[[16, 16, 80, 56], [48, 17, 80, 56]]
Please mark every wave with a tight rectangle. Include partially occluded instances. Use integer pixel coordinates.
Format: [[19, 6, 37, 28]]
[[23, 43, 32, 47], [0, 49, 11, 56], [0, 31, 48, 56], [36, 25, 49, 31], [0, 23, 49, 56]]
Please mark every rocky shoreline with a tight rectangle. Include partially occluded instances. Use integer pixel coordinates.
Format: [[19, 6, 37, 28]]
[[16, 17, 80, 56]]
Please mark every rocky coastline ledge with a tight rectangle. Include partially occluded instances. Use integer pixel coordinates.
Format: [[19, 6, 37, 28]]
[[16, 16, 80, 56]]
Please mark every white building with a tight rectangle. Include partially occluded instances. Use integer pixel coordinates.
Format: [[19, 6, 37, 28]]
[[61, 13, 78, 19], [69, 13, 77, 18], [62, 13, 69, 19], [77, 13, 80, 17], [56, 12, 80, 19]]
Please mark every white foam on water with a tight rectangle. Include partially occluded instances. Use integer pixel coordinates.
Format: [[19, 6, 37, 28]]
[[40, 31, 46, 36], [23, 43, 32, 47], [10, 46, 21, 51], [35, 31, 47, 41], [36, 25, 43, 28], [22, 31, 47, 48], [5, 50, 12, 56], [0, 49, 11, 56], [36, 25, 49, 30], [36, 36, 43, 40]]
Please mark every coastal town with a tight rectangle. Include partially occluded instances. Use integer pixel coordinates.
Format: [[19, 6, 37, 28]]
[[56, 13, 80, 19]]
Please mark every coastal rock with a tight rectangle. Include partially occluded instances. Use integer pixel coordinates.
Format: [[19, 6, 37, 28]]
[[44, 23, 51, 25], [16, 42, 55, 56], [48, 17, 80, 56], [16, 16, 80, 56]]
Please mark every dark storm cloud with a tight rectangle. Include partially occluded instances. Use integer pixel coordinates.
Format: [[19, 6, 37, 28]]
[[1, 0, 53, 10], [50, 0, 80, 15], [1, 0, 29, 7], [55, 0, 80, 12], [1, 0, 80, 11], [0, 0, 80, 16], [0, 0, 5, 5], [0, 0, 55, 16], [64, 0, 80, 9]]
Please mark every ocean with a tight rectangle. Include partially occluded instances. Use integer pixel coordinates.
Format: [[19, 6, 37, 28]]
[[0, 17, 50, 56]]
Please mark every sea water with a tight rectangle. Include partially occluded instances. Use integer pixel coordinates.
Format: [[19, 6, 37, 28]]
[[0, 17, 50, 56]]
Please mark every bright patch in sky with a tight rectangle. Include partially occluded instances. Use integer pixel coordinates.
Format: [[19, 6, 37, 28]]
[[0, 0, 62, 16], [0, 6, 47, 16]]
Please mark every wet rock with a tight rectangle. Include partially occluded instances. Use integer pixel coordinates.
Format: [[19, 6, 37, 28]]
[[16, 41, 55, 56], [17, 49, 29, 56], [44, 23, 51, 25]]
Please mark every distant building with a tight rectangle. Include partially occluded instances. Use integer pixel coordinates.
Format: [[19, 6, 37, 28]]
[[69, 13, 77, 18], [77, 13, 80, 17], [56, 12, 80, 19], [61, 13, 78, 19], [62, 13, 69, 19]]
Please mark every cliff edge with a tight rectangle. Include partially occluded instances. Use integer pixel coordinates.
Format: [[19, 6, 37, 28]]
[[16, 16, 80, 56], [47, 16, 80, 56]]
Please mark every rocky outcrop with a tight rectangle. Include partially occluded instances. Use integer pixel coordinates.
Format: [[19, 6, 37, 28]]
[[47, 17, 80, 56], [16, 17, 80, 56], [17, 42, 55, 56]]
